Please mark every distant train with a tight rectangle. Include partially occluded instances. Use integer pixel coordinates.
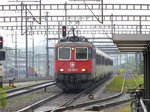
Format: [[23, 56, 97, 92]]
[[54, 35, 113, 92]]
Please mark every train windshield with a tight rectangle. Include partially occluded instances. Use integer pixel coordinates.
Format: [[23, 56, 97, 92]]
[[58, 48, 70, 60], [76, 48, 88, 60]]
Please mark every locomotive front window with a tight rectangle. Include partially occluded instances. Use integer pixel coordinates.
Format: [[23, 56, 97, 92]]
[[88, 48, 92, 60], [76, 48, 88, 60], [58, 48, 70, 60]]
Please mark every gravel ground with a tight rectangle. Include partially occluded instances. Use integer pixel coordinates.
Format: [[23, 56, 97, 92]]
[[0, 76, 121, 112], [64, 76, 130, 112], [34, 93, 77, 111], [35, 78, 116, 111], [0, 85, 62, 112], [63, 103, 130, 112], [34, 87, 120, 112], [72, 77, 118, 105], [63, 92, 130, 112]]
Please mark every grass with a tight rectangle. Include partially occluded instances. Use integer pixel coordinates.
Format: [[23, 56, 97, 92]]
[[124, 75, 144, 91], [106, 75, 123, 91], [0, 86, 14, 92], [106, 104, 130, 112], [119, 68, 125, 74], [0, 84, 38, 107], [106, 73, 144, 91], [0, 83, 34, 92]]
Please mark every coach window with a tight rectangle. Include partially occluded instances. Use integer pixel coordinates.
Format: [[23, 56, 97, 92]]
[[76, 48, 88, 60], [88, 48, 92, 60], [58, 48, 70, 60], [55, 48, 58, 60], [102, 56, 104, 65]]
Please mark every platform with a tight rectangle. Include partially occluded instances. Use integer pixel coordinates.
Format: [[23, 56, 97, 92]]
[[113, 34, 150, 52]]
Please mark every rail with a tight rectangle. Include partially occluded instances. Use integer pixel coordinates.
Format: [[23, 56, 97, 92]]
[[17, 92, 63, 112], [61, 75, 110, 107], [140, 99, 147, 112], [7, 81, 55, 99], [17, 73, 127, 112], [47, 73, 127, 112], [90, 98, 132, 111], [126, 69, 148, 112], [17, 74, 112, 112], [6, 80, 54, 94]]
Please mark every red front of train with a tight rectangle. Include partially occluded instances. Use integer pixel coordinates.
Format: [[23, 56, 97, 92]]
[[54, 40, 96, 91]]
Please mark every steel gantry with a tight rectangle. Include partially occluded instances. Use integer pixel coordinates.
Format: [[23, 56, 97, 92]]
[[1, 3, 150, 11], [0, 2, 150, 62], [0, 2, 150, 56], [0, 15, 150, 23], [1, 2, 150, 75], [1, 24, 149, 30]]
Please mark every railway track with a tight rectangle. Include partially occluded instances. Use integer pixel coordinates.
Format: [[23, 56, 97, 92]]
[[46, 74, 127, 112], [85, 71, 142, 112], [6, 80, 55, 99], [61, 75, 111, 107], [69, 71, 141, 112], [88, 97, 131, 111], [18, 92, 63, 112], [17, 75, 111, 112], [18, 71, 141, 112]]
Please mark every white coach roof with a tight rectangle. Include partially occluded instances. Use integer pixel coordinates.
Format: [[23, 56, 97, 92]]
[[96, 48, 112, 60]]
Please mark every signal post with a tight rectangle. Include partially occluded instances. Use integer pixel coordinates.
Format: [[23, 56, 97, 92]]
[[0, 63, 3, 88], [0, 36, 5, 88]]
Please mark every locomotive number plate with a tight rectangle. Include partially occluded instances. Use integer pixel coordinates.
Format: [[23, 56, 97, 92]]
[[68, 69, 78, 72]]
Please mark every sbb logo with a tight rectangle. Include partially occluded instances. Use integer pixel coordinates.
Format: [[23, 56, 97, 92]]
[[70, 62, 76, 68]]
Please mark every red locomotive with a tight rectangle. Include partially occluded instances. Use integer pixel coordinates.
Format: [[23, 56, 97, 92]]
[[54, 35, 113, 92]]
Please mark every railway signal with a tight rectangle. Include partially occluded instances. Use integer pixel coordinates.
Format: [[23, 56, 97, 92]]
[[0, 36, 5, 61], [62, 26, 66, 37], [0, 36, 3, 49], [0, 51, 5, 61]]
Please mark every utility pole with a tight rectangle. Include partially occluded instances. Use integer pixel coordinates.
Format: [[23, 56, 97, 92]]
[[135, 53, 138, 72], [20, 1, 41, 78], [15, 31, 18, 79], [46, 12, 49, 76], [25, 5, 28, 78], [125, 53, 128, 69], [65, 2, 67, 27], [30, 24, 35, 76], [111, 14, 114, 39], [101, 0, 103, 23], [117, 54, 118, 71], [139, 16, 142, 74], [139, 53, 142, 74], [58, 21, 61, 40], [32, 36, 34, 76], [120, 54, 121, 68]]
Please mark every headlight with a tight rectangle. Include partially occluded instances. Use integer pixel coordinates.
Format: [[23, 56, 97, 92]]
[[59, 69, 64, 72], [82, 69, 86, 72]]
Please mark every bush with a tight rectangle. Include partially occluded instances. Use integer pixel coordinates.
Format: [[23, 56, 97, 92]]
[[0, 91, 7, 107]]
